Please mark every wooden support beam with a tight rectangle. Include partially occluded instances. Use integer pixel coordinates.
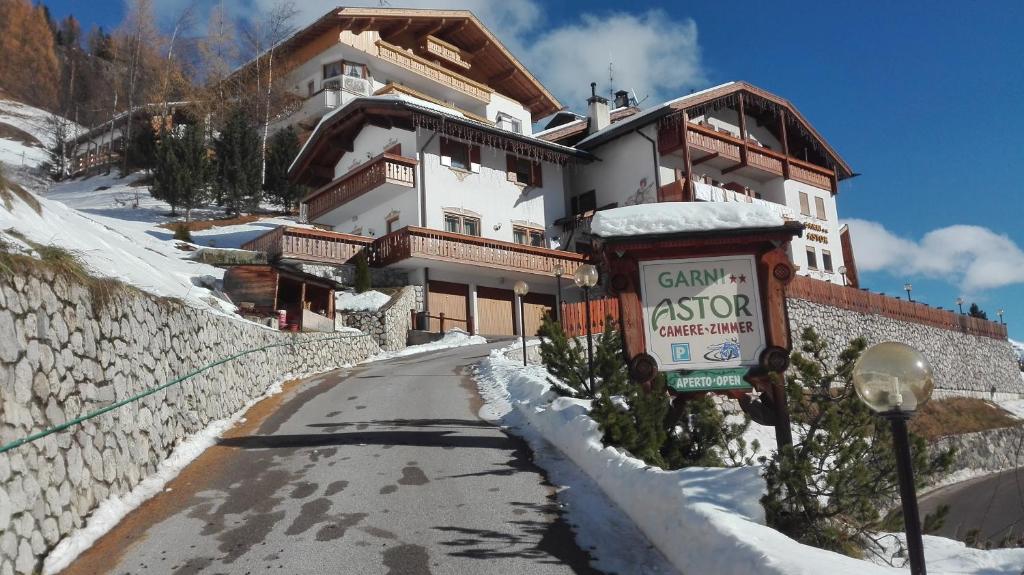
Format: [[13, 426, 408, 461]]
[[737, 91, 749, 169], [691, 152, 719, 166], [352, 17, 376, 35], [489, 68, 517, 83], [416, 19, 446, 40], [681, 115, 694, 200], [310, 165, 335, 181], [380, 18, 412, 39], [468, 39, 490, 55], [367, 116, 394, 129], [721, 162, 745, 175], [778, 108, 791, 179]]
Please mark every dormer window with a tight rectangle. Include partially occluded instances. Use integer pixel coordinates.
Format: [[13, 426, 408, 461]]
[[496, 113, 521, 134], [323, 60, 367, 80], [506, 155, 542, 187]]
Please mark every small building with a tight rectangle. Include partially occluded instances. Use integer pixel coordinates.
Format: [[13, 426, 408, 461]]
[[222, 265, 338, 332]]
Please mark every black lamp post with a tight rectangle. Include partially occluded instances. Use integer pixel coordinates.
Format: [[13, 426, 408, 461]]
[[997, 309, 1005, 324], [553, 264, 564, 324], [904, 282, 913, 302], [514, 280, 530, 367], [956, 297, 964, 314], [853, 342, 935, 575], [574, 264, 599, 395]]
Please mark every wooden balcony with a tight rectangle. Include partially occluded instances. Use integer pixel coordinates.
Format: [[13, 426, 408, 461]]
[[662, 121, 837, 192], [419, 35, 472, 70], [302, 153, 417, 222], [371, 226, 587, 277], [374, 40, 491, 103], [241, 226, 371, 265]]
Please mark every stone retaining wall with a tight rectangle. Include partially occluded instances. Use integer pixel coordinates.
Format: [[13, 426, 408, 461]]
[[0, 267, 381, 574], [337, 286, 418, 352], [933, 425, 1024, 479], [787, 298, 1023, 396]]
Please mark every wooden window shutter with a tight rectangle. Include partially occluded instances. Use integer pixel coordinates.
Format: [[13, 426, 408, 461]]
[[440, 138, 451, 157], [386, 143, 402, 155], [469, 145, 481, 165], [506, 154, 517, 182], [531, 161, 543, 187]]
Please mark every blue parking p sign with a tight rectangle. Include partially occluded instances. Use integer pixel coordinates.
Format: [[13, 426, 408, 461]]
[[671, 343, 691, 362]]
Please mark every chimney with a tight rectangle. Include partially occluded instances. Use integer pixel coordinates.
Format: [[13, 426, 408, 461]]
[[613, 90, 630, 109], [587, 82, 610, 134]]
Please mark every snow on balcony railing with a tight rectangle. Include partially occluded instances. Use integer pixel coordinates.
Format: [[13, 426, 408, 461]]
[[692, 180, 794, 219]]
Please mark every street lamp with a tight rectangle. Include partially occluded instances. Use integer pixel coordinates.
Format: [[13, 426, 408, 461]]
[[837, 266, 847, 286], [904, 282, 913, 302], [553, 263, 565, 325], [956, 297, 964, 314], [574, 264, 599, 394], [853, 342, 935, 575], [514, 280, 530, 366], [997, 309, 1005, 324]]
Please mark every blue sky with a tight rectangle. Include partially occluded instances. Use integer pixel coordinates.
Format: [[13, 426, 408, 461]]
[[44, 0, 1024, 338]]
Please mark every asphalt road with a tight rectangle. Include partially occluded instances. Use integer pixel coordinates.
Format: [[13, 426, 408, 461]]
[[61, 343, 604, 575], [919, 467, 1024, 546]]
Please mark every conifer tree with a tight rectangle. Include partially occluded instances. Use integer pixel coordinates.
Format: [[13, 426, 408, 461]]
[[353, 252, 372, 293], [264, 126, 303, 211], [761, 328, 954, 558], [968, 303, 987, 320], [0, 0, 60, 109], [213, 107, 262, 215], [152, 121, 209, 219]]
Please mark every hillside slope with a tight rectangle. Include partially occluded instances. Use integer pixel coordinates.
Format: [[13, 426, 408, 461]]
[[0, 99, 83, 169]]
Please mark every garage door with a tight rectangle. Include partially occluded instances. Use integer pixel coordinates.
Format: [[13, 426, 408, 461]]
[[522, 293, 556, 337], [476, 286, 515, 336], [428, 281, 470, 332]]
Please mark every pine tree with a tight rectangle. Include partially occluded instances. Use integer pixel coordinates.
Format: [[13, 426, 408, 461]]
[[761, 328, 954, 558], [214, 107, 262, 215], [353, 252, 372, 293], [264, 126, 303, 211], [968, 303, 988, 320], [151, 128, 183, 214], [152, 121, 209, 219], [591, 373, 670, 466], [0, 0, 60, 110]]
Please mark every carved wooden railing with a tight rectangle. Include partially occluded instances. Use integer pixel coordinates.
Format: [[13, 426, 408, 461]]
[[420, 35, 471, 70], [303, 153, 417, 222], [787, 276, 1008, 340], [686, 123, 742, 161], [371, 226, 587, 277], [375, 40, 491, 103], [241, 226, 371, 265], [789, 159, 834, 192], [746, 146, 784, 176]]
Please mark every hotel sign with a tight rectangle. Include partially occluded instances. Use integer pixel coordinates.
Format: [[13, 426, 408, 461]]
[[639, 255, 766, 387]]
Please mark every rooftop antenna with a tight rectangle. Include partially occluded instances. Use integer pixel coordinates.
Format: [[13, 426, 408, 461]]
[[608, 58, 614, 101]]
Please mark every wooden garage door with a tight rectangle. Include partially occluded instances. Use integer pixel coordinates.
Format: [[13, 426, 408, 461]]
[[522, 293, 556, 337], [476, 286, 515, 336], [428, 281, 470, 332]]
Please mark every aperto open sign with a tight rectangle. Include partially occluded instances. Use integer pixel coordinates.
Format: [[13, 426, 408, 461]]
[[639, 255, 767, 372], [666, 368, 752, 392]]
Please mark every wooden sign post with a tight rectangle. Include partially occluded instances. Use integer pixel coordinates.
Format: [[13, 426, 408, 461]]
[[595, 221, 803, 450]]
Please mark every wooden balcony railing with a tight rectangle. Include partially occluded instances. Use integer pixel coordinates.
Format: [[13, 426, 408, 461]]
[[241, 226, 371, 265], [303, 153, 417, 222], [747, 146, 784, 176], [371, 226, 587, 277], [789, 159, 834, 191], [374, 40, 491, 103], [420, 35, 472, 70], [687, 123, 742, 161], [787, 276, 1008, 340]]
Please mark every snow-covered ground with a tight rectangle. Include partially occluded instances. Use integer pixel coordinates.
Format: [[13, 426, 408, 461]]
[[0, 99, 84, 169], [336, 289, 392, 312], [366, 329, 487, 362], [591, 202, 785, 237], [475, 345, 1024, 575]]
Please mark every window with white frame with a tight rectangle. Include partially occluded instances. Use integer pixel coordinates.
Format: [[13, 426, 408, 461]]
[[440, 138, 480, 172], [496, 113, 522, 134], [821, 249, 833, 272], [806, 247, 818, 269], [815, 196, 827, 220], [513, 225, 545, 247], [799, 192, 811, 216], [443, 212, 481, 236]]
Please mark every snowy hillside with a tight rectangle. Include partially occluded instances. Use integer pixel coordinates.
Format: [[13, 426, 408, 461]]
[[1011, 338, 1023, 363], [0, 99, 83, 169]]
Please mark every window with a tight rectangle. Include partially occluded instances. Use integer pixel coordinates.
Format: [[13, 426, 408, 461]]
[[822, 249, 833, 272], [571, 190, 597, 216], [799, 192, 810, 216], [814, 196, 827, 220], [806, 247, 818, 270], [343, 62, 366, 79], [323, 61, 343, 79], [386, 215, 399, 234], [443, 212, 481, 236], [513, 226, 545, 247], [440, 138, 479, 172], [496, 113, 522, 134], [506, 155, 542, 186]]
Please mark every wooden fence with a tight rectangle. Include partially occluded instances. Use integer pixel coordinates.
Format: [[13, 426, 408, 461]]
[[560, 297, 620, 337], [787, 276, 1007, 340]]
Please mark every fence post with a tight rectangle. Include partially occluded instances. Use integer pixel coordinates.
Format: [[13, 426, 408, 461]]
[[439, 312, 446, 332]]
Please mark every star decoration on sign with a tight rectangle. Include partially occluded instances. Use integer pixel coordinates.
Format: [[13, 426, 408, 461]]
[[745, 387, 763, 402], [738, 274, 747, 283], [729, 275, 737, 283]]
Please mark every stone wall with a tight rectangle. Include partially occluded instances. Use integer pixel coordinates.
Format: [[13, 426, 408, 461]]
[[292, 261, 409, 288], [786, 298, 1023, 396], [933, 425, 1024, 480], [0, 268, 381, 574], [337, 286, 418, 352]]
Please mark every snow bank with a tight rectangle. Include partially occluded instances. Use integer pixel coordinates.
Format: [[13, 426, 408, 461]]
[[0, 99, 84, 169], [590, 202, 785, 238], [336, 290, 392, 312], [367, 329, 486, 361]]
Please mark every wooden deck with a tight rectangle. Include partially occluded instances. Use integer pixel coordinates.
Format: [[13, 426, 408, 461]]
[[241, 226, 372, 266], [302, 153, 417, 222]]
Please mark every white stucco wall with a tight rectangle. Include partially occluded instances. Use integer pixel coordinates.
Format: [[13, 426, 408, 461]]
[[332, 125, 417, 178], [571, 125, 659, 210], [420, 134, 567, 247], [785, 179, 844, 283], [485, 92, 534, 135], [690, 110, 782, 150]]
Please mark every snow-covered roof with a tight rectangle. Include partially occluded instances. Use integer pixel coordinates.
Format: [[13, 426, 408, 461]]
[[590, 201, 788, 238], [575, 82, 736, 149]]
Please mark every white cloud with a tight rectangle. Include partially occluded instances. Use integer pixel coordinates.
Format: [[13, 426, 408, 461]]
[[521, 10, 705, 110], [844, 219, 1024, 292], [165, 0, 703, 113]]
